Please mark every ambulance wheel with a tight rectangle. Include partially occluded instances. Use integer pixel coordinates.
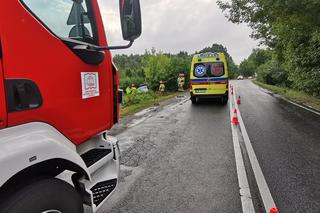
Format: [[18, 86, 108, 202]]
[[0, 178, 83, 213], [221, 96, 228, 105], [191, 96, 197, 104]]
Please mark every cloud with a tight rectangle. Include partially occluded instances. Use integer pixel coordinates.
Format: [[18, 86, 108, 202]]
[[98, 0, 259, 64]]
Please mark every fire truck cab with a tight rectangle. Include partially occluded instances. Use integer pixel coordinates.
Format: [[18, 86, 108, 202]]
[[0, 0, 141, 212]]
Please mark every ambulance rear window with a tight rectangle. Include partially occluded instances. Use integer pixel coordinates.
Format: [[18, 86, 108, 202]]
[[211, 63, 224, 77], [194, 62, 225, 78]]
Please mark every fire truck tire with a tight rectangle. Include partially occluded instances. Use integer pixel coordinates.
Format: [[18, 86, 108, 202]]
[[0, 178, 84, 213]]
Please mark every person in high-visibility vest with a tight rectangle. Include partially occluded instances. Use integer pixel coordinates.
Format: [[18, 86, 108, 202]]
[[159, 80, 165, 95], [126, 84, 137, 94], [131, 84, 137, 94], [126, 86, 132, 94], [177, 73, 185, 92]]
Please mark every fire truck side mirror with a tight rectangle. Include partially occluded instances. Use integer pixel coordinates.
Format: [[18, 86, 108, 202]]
[[96, 0, 142, 51], [119, 0, 142, 41]]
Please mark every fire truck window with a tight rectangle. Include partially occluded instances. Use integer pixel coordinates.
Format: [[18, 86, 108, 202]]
[[22, 0, 97, 44]]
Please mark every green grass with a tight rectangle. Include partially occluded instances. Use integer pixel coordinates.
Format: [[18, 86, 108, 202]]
[[120, 92, 181, 117], [253, 80, 320, 111]]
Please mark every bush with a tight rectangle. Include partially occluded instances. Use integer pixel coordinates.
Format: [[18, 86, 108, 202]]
[[123, 91, 157, 107], [285, 35, 320, 97], [257, 60, 290, 86]]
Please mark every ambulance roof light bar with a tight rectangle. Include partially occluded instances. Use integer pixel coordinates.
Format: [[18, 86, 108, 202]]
[[198, 52, 220, 61]]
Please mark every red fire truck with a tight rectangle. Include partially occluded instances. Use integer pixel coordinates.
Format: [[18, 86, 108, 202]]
[[0, 0, 141, 212]]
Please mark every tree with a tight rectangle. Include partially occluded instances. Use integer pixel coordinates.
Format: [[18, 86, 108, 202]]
[[248, 49, 272, 68], [238, 59, 255, 77], [143, 53, 171, 91], [114, 44, 237, 92], [217, 0, 320, 96], [198, 43, 238, 78]]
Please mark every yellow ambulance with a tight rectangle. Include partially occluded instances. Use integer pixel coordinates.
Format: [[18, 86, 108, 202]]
[[189, 52, 229, 104]]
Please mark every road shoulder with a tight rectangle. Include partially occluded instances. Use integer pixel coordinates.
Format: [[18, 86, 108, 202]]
[[253, 80, 320, 114]]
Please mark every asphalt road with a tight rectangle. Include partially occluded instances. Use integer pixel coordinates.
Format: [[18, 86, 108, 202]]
[[234, 80, 320, 213], [98, 80, 320, 213]]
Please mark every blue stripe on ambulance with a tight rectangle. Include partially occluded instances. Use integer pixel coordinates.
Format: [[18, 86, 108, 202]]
[[191, 78, 227, 82]]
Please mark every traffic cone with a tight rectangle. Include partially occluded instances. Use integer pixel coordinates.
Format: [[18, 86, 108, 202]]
[[270, 208, 278, 213], [237, 96, 241, 105], [232, 108, 239, 124]]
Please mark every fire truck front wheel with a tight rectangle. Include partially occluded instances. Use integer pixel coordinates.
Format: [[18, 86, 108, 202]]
[[0, 178, 84, 213]]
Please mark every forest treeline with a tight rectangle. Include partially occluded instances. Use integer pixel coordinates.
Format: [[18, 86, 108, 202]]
[[218, 0, 320, 96], [114, 44, 238, 92]]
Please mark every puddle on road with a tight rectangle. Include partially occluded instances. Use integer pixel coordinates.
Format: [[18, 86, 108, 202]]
[[176, 95, 186, 99], [169, 98, 190, 110], [134, 106, 157, 117], [127, 98, 189, 128], [127, 116, 150, 128]]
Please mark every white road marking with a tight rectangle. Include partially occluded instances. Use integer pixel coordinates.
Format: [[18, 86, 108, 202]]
[[232, 89, 277, 212], [282, 97, 320, 116], [254, 82, 320, 116], [229, 92, 255, 213]]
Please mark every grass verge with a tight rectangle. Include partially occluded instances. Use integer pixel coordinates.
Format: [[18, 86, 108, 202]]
[[120, 92, 181, 117], [253, 80, 320, 111]]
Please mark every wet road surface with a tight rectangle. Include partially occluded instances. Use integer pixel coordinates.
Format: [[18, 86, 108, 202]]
[[97, 80, 320, 213], [101, 96, 242, 212], [235, 80, 320, 213]]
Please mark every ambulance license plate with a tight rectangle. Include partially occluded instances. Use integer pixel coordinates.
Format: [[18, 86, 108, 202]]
[[195, 89, 206, 93]]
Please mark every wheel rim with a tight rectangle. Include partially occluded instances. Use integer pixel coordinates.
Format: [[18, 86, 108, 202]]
[[42, 210, 62, 213]]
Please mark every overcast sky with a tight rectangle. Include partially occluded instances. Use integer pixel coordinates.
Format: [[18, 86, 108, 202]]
[[98, 0, 259, 64]]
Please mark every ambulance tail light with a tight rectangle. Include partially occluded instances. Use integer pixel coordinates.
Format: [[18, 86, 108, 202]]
[[214, 80, 228, 85]]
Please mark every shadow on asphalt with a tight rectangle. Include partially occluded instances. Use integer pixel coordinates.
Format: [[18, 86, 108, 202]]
[[191, 99, 228, 107]]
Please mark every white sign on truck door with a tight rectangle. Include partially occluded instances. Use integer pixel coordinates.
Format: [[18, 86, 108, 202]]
[[81, 72, 100, 99]]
